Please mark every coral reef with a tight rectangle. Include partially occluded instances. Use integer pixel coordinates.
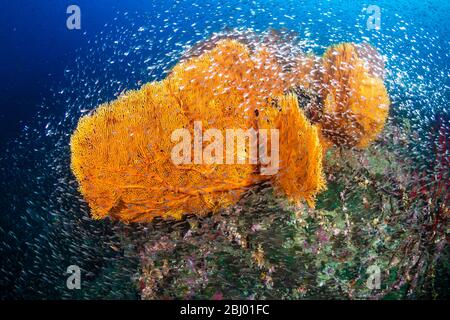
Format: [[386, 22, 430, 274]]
[[133, 123, 448, 299], [66, 30, 447, 301]]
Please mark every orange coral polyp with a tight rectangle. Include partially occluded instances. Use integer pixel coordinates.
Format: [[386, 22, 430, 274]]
[[71, 40, 326, 222]]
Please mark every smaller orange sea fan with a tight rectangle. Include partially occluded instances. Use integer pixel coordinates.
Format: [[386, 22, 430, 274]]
[[318, 43, 390, 149]]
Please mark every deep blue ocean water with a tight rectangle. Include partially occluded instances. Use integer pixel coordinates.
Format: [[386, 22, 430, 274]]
[[0, 0, 448, 299]]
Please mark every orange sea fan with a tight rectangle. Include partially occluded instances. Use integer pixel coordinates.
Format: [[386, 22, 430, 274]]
[[318, 43, 390, 148], [257, 94, 326, 207], [70, 39, 325, 223]]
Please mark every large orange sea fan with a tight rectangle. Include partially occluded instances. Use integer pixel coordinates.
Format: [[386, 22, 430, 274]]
[[70, 40, 325, 223]]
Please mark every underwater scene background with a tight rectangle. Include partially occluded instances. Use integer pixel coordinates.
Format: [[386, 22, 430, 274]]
[[0, 0, 448, 299]]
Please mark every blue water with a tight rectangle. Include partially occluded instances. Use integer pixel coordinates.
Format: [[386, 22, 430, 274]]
[[0, 0, 448, 147], [0, 0, 448, 299]]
